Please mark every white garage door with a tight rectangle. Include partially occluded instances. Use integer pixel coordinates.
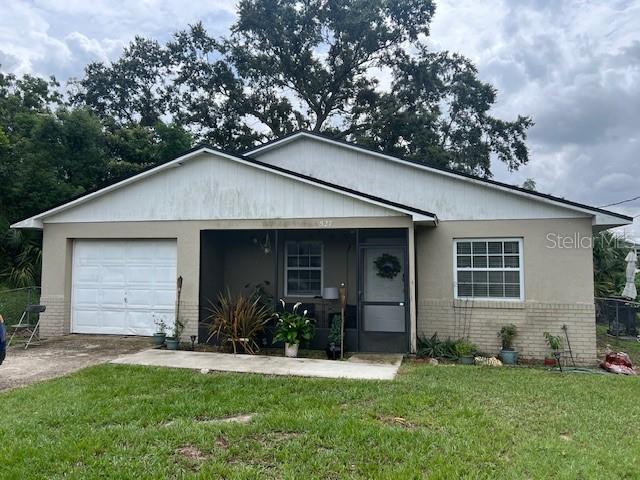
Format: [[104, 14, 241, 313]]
[[72, 239, 177, 336]]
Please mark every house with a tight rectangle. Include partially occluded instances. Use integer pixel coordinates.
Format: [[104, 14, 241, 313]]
[[12, 131, 632, 363]]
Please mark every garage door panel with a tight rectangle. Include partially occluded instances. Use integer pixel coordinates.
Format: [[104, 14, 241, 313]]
[[73, 309, 98, 327], [102, 265, 126, 284], [72, 239, 177, 336], [126, 266, 153, 284], [127, 288, 155, 308], [126, 311, 166, 335], [154, 289, 177, 308], [101, 287, 127, 308], [73, 287, 100, 307], [74, 265, 101, 283], [100, 310, 128, 331]]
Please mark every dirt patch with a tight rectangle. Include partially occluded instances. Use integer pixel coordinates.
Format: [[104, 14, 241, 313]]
[[195, 414, 254, 425], [176, 445, 209, 462], [376, 415, 416, 429], [0, 335, 153, 392]]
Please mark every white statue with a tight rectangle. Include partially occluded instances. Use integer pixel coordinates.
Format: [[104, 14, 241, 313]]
[[621, 250, 638, 300]]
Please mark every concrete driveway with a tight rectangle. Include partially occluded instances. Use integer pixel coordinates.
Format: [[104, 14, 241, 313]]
[[0, 335, 153, 392]]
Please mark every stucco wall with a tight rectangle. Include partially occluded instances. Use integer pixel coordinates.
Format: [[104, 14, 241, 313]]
[[39, 216, 410, 341], [415, 218, 597, 364]]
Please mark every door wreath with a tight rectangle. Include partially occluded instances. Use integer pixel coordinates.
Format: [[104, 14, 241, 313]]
[[374, 253, 402, 279]]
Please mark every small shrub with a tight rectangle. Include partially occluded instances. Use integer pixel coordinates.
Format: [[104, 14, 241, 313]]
[[454, 339, 478, 358], [544, 331, 562, 352], [417, 333, 443, 358], [328, 314, 342, 346], [498, 324, 517, 350], [206, 290, 273, 354]]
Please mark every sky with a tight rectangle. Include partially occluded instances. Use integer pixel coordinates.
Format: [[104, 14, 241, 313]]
[[1, 0, 639, 239]]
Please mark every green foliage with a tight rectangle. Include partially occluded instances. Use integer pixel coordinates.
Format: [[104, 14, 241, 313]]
[[273, 301, 315, 346], [0, 71, 192, 287], [498, 324, 518, 350], [592, 232, 638, 298], [417, 333, 458, 359], [454, 339, 478, 358], [71, 0, 531, 176], [328, 314, 342, 346], [206, 290, 273, 354], [543, 331, 562, 352]]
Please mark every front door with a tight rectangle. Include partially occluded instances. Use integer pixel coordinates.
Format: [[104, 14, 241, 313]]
[[358, 244, 408, 352]]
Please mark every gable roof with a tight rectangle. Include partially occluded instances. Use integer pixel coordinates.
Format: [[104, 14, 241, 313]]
[[11, 145, 436, 229], [246, 130, 633, 225]]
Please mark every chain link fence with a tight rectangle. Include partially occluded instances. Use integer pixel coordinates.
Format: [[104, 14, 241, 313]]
[[595, 297, 639, 338], [0, 287, 42, 326]]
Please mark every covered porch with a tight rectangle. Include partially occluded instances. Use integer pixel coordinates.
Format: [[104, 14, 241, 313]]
[[198, 226, 417, 353]]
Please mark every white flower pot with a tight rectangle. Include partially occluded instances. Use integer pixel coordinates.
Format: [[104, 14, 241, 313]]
[[285, 343, 299, 358]]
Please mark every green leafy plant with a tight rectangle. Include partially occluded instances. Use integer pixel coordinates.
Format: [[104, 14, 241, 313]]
[[417, 333, 457, 359], [417, 333, 442, 358], [328, 314, 342, 346], [543, 332, 562, 352], [206, 290, 273, 354], [273, 300, 315, 346], [170, 316, 185, 342], [153, 316, 166, 334], [498, 324, 518, 350], [454, 339, 478, 358]]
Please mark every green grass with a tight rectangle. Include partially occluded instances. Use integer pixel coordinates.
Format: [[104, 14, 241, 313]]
[[596, 323, 640, 365], [0, 363, 638, 479]]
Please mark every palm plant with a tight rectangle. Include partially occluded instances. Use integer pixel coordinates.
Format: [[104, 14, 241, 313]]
[[206, 290, 273, 354], [1, 228, 42, 287]]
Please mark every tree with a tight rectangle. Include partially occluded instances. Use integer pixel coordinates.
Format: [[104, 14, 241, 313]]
[[73, 0, 532, 177], [592, 232, 639, 298], [0, 70, 192, 287], [521, 178, 536, 191]]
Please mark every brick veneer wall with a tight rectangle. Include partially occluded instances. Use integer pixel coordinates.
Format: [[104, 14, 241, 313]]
[[38, 295, 68, 337], [417, 299, 596, 365]]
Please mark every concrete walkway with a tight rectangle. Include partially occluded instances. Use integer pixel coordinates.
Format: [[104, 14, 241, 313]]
[[110, 349, 402, 380]]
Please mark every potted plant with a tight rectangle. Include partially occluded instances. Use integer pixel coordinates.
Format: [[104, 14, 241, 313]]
[[153, 316, 167, 346], [166, 317, 184, 351], [454, 339, 478, 365], [543, 331, 563, 367], [498, 324, 518, 365], [273, 300, 315, 357], [206, 290, 273, 354], [325, 314, 342, 360]]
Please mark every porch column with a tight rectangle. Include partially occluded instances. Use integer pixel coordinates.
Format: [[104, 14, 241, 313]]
[[408, 222, 417, 353]]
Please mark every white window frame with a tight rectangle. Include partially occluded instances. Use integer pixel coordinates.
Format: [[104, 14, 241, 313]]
[[284, 241, 324, 297], [453, 238, 524, 302]]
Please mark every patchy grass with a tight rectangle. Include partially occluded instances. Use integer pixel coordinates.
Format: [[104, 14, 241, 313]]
[[0, 362, 638, 479], [597, 323, 640, 365]]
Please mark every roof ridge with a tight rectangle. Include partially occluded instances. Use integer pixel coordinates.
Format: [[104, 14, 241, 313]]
[[245, 129, 632, 222]]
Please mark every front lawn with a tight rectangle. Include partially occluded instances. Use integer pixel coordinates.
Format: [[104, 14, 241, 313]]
[[1, 362, 638, 479]]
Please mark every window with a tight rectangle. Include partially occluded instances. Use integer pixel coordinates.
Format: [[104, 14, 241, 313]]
[[454, 239, 523, 300], [285, 241, 323, 296]]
